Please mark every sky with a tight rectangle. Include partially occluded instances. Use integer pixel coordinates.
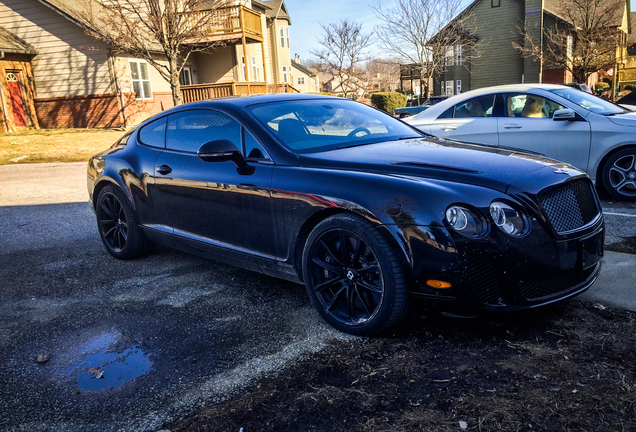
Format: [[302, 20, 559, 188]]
[[283, 0, 636, 65]]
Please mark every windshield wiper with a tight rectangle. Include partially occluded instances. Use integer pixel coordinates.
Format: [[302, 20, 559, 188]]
[[605, 111, 628, 116]]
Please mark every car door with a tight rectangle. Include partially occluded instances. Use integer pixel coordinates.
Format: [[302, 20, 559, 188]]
[[152, 109, 276, 258], [429, 94, 499, 146], [497, 92, 592, 171]]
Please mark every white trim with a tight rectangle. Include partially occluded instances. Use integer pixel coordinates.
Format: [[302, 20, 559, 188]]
[[129, 60, 153, 100]]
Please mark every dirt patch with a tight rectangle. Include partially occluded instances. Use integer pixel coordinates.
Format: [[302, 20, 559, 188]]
[[0, 128, 124, 165], [173, 301, 636, 432], [606, 236, 636, 255]]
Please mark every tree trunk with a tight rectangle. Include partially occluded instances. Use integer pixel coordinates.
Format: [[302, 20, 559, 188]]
[[169, 57, 183, 107]]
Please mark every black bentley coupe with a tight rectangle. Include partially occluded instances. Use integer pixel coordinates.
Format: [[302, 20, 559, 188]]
[[87, 94, 604, 335]]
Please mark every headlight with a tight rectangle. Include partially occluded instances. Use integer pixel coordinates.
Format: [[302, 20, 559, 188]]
[[445, 206, 487, 238], [489, 202, 530, 237]]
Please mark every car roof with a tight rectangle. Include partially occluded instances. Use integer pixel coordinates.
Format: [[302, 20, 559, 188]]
[[175, 93, 343, 111]]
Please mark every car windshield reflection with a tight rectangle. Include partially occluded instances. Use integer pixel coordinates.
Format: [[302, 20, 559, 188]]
[[549, 88, 625, 115], [248, 99, 421, 153]]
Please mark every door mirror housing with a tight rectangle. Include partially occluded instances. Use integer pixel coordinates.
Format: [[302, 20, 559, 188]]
[[197, 140, 254, 175], [553, 108, 579, 121]]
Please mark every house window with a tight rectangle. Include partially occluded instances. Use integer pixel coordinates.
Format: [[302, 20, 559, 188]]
[[286, 27, 290, 48], [129, 61, 152, 100], [282, 66, 288, 83], [445, 80, 454, 95], [179, 67, 192, 86], [298, 77, 305, 85], [252, 56, 261, 82], [456, 80, 462, 94], [241, 56, 246, 81], [492, 0, 500, 6], [445, 46, 454, 66], [456, 45, 462, 65], [280, 27, 285, 48]]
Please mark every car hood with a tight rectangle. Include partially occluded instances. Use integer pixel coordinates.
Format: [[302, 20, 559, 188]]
[[298, 137, 580, 193], [606, 111, 636, 127]]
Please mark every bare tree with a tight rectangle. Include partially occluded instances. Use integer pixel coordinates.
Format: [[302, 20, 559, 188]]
[[514, 0, 626, 83], [373, 0, 477, 99], [365, 59, 401, 92], [79, 0, 231, 106], [310, 20, 373, 98]]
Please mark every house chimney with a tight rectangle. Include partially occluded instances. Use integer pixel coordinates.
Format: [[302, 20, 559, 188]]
[[294, 54, 301, 64]]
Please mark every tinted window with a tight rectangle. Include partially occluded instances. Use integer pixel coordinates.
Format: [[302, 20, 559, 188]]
[[166, 110, 241, 153], [244, 129, 269, 160], [503, 93, 565, 119], [453, 95, 495, 118], [138, 117, 167, 148]]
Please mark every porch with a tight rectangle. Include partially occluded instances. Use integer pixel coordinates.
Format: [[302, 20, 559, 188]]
[[181, 82, 299, 103]]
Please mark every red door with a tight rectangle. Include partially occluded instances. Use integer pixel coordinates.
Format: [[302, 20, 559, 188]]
[[6, 73, 27, 127]]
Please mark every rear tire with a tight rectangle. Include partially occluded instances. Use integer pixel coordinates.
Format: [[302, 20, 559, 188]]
[[602, 148, 636, 201], [400, 113, 411, 119], [302, 213, 409, 336], [95, 184, 150, 259]]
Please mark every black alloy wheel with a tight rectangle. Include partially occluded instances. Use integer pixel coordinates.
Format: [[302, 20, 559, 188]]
[[602, 148, 636, 201], [302, 213, 408, 335], [96, 184, 150, 259]]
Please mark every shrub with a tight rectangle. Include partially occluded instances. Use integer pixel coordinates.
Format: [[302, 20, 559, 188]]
[[595, 82, 610, 92], [370, 92, 408, 113], [624, 84, 636, 92]]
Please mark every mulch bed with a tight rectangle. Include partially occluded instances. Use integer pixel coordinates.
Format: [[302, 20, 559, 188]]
[[174, 301, 636, 431]]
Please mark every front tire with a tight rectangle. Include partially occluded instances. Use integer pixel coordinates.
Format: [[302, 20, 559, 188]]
[[96, 184, 150, 259], [602, 148, 636, 201], [302, 213, 408, 336]]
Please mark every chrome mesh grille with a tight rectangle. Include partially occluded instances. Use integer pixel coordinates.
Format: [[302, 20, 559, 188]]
[[539, 179, 599, 234]]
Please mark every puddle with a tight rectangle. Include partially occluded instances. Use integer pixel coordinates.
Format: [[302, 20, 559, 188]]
[[65, 333, 152, 391]]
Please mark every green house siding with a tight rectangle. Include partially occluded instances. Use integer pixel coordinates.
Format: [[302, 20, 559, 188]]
[[466, 0, 525, 89]]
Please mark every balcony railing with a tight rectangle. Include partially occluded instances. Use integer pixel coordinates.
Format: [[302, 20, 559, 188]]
[[181, 82, 268, 103], [182, 5, 262, 42], [267, 84, 301, 94]]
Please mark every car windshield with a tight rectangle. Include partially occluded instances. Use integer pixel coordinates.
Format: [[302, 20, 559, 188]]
[[549, 88, 625, 115], [247, 99, 422, 153]]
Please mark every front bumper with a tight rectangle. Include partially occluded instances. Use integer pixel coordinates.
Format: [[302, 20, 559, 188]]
[[406, 217, 604, 313]]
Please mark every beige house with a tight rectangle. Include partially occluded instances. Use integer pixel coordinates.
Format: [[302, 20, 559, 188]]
[[291, 56, 319, 93], [0, 0, 298, 129]]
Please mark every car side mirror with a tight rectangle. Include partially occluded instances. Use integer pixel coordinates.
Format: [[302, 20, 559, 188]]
[[197, 139, 255, 175], [553, 108, 579, 121]]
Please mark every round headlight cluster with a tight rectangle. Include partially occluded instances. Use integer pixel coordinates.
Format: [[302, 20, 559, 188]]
[[445, 206, 487, 238], [489, 202, 530, 237]]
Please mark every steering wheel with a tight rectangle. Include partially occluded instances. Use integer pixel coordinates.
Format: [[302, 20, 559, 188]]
[[347, 127, 371, 139]]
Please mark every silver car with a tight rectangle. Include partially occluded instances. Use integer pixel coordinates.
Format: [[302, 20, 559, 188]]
[[405, 84, 636, 201]]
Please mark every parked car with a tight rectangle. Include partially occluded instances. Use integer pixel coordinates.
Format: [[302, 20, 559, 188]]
[[88, 94, 603, 335], [393, 95, 450, 118], [616, 91, 636, 111], [405, 84, 636, 201]]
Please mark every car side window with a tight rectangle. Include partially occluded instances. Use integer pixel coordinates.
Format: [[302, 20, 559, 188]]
[[243, 128, 271, 161], [138, 116, 167, 148], [504, 93, 565, 119], [453, 95, 495, 118], [166, 110, 241, 153]]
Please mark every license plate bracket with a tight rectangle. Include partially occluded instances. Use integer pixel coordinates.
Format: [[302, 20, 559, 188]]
[[578, 229, 603, 270]]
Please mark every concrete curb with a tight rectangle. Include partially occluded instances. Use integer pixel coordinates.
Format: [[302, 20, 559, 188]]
[[578, 250, 636, 312]]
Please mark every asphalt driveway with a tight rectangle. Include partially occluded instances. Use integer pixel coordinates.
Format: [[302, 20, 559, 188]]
[[0, 162, 353, 432], [0, 162, 634, 431]]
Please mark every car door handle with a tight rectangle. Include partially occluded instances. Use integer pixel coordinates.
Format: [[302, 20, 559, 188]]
[[503, 124, 522, 129], [156, 164, 172, 175], [441, 125, 457, 131]]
